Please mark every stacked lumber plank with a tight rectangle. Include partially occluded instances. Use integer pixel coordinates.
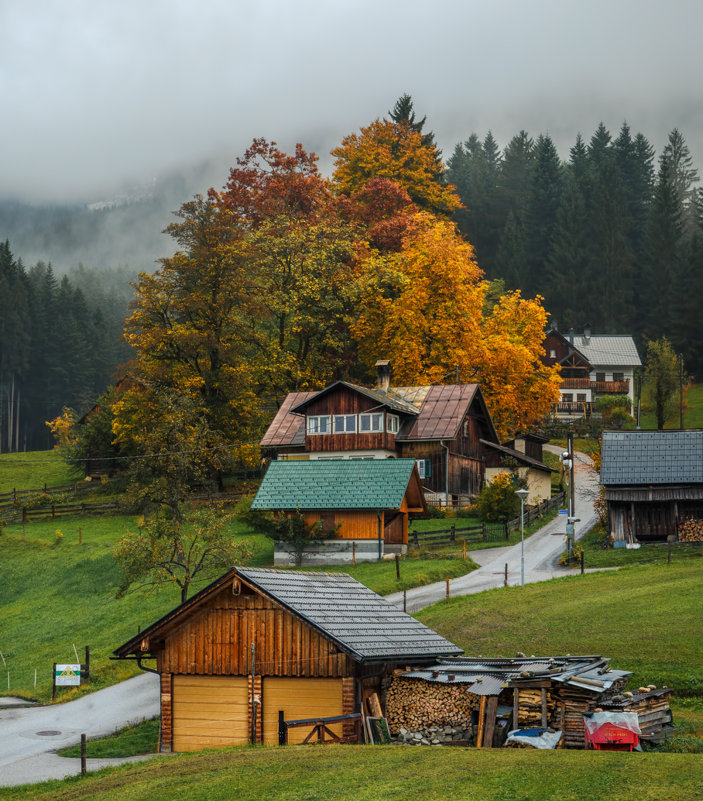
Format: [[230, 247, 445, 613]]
[[385, 678, 480, 734], [554, 688, 593, 748], [602, 687, 673, 742], [678, 518, 703, 542]]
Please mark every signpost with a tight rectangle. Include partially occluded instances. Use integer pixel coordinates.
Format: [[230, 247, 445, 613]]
[[52, 663, 81, 700]]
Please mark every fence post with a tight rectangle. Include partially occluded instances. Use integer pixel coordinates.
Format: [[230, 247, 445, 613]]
[[580, 551, 584, 575], [482, 523, 486, 542], [79, 527, 82, 545], [504, 563, 508, 587], [463, 540, 466, 560], [51, 504, 55, 519], [504, 522, 509, 540], [395, 553, 400, 580], [81, 733, 87, 775], [403, 590, 407, 612], [450, 524, 455, 542], [352, 541, 356, 566], [278, 711, 287, 745], [445, 575, 450, 601]]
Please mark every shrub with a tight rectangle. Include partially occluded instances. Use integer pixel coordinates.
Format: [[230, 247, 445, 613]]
[[475, 473, 527, 523]]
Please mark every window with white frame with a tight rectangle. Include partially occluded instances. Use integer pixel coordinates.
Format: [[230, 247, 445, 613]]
[[333, 414, 357, 434], [387, 414, 399, 434], [416, 458, 431, 479], [307, 415, 331, 435], [359, 412, 384, 433]]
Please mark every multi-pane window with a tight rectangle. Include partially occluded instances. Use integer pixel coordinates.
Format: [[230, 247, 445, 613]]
[[359, 412, 384, 433], [613, 372, 624, 382], [416, 459, 431, 479], [577, 393, 587, 402], [307, 415, 331, 435], [333, 414, 357, 434], [387, 414, 399, 434], [562, 393, 573, 403], [596, 372, 606, 383]]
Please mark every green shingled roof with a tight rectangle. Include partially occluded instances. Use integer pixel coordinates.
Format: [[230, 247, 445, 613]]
[[251, 459, 418, 510]]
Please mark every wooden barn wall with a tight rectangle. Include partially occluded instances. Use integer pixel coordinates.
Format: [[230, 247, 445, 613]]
[[302, 510, 379, 540], [304, 386, 396, 452], [159, 587, 354, 678], [399, 441, 482, 496]]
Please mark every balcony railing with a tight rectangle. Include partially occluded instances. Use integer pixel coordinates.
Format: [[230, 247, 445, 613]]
[[552, 402, 592, 418], [560, 379, 629, 393]]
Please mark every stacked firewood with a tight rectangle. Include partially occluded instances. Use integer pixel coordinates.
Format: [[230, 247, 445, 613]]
[[601, 687, 673, 741], [678, 518, 703, 542], [516, 689, 558, 728], [385, 678, 480, 734]]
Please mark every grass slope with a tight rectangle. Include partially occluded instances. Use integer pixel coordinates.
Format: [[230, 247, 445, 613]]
[[0, 450, 79, 494], [640, 382, 703, 430], [418, 561, 703, 695], [2, 745, 702, 801]]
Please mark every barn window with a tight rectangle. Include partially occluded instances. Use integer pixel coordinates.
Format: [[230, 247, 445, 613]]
[[359, 412, 384, 432], [307, 415, 331, 435], [387, 414, 399, 434], [333, 414, 357, 433]]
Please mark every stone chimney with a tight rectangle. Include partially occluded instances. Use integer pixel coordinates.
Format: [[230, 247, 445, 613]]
[[583, 323, 592, 344], [375, 359, 391, 393]]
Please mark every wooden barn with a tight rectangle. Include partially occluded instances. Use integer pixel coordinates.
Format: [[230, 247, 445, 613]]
[[113, 567, 462, 752], [601, 430, 703, 543], [251, 459, 426, 561]]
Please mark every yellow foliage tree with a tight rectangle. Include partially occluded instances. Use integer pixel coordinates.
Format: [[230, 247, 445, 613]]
[[332, 119, 461, 217], [351, 212, 561, 438]]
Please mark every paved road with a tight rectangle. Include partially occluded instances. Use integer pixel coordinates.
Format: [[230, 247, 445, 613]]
[[387, 449, 600, 612], [0, 672, 159, 787]]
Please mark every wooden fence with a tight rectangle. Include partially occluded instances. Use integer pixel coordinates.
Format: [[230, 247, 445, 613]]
[[0, 481, 98, 505], [409, 490, 567, 548]]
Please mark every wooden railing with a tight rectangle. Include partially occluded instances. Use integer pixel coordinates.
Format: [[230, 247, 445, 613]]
[[592, 380, 629, 393], [279, 712, 361, 745], [560, 378, 591, 389]]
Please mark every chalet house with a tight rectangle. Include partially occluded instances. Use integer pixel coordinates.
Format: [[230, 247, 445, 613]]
[[114, 567, 462, 752], [251, 459, 426, 562], [260, 361, 500, 503], [482, 433, 557, 506], [601, 430, 703, 543], [542, 326, 641, 420]]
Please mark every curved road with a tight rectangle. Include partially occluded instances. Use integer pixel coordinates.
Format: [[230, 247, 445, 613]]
[[387, 449, 600, 612]]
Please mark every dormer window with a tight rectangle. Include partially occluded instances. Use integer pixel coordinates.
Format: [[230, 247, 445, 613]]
[[334, 414, 357, 434], [307, 415, 331, 435], [387, 414, 399, 434], [359, 412, 384, 433]]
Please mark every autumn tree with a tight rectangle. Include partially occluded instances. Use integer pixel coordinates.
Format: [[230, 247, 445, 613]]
[[114, 505, 251, 603], [350, 212, 561, 437], [642, 337, 683, 430]]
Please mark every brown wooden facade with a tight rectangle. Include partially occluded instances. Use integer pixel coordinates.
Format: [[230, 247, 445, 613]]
[[116, 569, 455, 753]]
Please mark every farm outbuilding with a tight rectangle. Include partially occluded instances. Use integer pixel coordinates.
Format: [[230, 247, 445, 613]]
[[601, 430, 703, 543], [251, 459, 426, 563], [114, 567, 461, 753]]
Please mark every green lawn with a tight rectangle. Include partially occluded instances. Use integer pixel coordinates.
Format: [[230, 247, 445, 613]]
[[640, 382, 703, 430], [2, 744, 702, 801], [0, 450, 81, 494], [573, 527, 703, 569], [58, 718, 160, 759], [418, 560, 703, 696]]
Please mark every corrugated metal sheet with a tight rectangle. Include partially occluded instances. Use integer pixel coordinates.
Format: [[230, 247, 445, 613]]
[[238, 568, 463, 661], [601, 431, 703, 486], [251, 458, 418, 510], [571, 335, 641, 367]]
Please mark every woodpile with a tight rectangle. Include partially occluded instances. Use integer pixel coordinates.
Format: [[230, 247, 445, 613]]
[[385, 678, 480, 734], [601, 687, 673, 742], [678, 518, 703, 542], [516, 688, 557, 728]]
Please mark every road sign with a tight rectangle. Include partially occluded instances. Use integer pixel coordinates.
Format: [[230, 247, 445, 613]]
[[558, 509, 568, 516], [55, 664, 81, 686]]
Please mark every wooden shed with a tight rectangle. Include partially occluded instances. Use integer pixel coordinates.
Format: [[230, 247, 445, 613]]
[[601, 430, 703, 543], [251, 459, 426, 552], [113, 567, 461, 753]]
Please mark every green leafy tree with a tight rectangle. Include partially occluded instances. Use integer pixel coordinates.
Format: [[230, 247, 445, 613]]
[[642, 337, 683, 430], [476, 472, 528, 523], [268, 509, 338, 567], [114, 505, 251, 603]]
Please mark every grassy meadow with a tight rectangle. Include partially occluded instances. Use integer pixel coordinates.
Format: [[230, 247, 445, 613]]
[[0, 450, 80, 494]]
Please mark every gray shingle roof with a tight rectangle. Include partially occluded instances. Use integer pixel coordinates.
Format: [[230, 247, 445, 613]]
[[238, 567, 462, 661], [600, 430, 703, 485], [251, 459, 418, 510], [571, 335, 641, 367]]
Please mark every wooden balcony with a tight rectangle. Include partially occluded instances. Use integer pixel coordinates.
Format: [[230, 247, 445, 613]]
[[560, 379, 629, 393], [552, 402, 592, 418], [592, 380, 629, 394]]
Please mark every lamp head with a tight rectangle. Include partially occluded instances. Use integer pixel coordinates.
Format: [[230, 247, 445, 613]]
[[514, 488, 529, 501]]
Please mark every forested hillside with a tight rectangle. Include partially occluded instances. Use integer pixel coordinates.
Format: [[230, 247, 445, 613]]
[[0, 242, 134, 451], [447, 124, 703, 373]]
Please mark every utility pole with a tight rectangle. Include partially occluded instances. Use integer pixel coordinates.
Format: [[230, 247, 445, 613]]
[[679, 353, 684, 430], [564, 431, 575, 560]]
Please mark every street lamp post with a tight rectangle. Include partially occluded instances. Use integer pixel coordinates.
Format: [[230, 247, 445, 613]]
[[515, 488, 529, 586]]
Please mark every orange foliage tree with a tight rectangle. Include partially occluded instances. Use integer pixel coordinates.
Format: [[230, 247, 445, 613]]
[[350, 212, 561, 438]]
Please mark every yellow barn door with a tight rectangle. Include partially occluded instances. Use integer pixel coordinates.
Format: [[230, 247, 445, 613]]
[[263, 678, 344, 745], [172, 675, 249, 752]]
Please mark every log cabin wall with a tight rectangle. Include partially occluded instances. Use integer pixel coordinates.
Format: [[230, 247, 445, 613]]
[[302, 510, 380, 540], [303, 385, 398, 453], [159, 586, 354, 678]]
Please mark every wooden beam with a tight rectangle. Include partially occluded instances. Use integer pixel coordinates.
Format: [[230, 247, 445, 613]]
[[483, 696, 498, 748], [476, 696, 486, 748], [541, 688, 548, 727]]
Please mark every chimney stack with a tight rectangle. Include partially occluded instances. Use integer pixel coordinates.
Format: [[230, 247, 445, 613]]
[[568, 327, 575, 345], [583, 323, 591, 344], [375, 359, 391, 393]]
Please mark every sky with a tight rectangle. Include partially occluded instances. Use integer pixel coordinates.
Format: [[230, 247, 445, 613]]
[[3, 0, 703, 203]]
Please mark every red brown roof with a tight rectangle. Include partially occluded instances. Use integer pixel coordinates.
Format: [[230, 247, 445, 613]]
[[395, 384, 493, 441], [259, 391, 314, 447]]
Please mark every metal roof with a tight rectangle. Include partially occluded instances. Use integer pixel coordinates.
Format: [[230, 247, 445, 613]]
[[237, 568, 462, 661], [260, 391, 314, 447], [251, 458, 419, 510], [114, 566, 462, 664], [571, 335, 641, 367], [396, 384, 497, 442], [480, 439, 557, 473], [601, 430, 703, 485]]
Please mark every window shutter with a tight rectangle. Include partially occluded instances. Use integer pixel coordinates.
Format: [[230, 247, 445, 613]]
[[425, 459, 431, 478]]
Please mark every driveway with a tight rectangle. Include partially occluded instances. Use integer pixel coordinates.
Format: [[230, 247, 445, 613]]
[[0, 672, 160, 787], [387, 449, 600, 612]]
